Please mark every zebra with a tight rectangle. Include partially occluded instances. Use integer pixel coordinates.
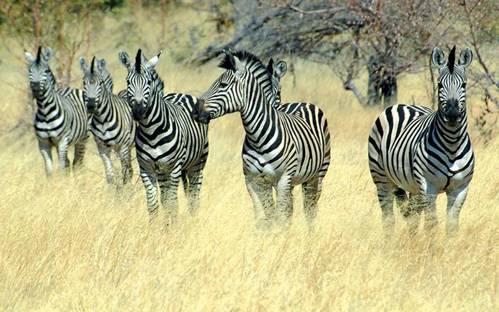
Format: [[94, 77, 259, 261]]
[[368, 46, 474, 235], [119, 49, 209, 225], [192, 49, 331, 229], [24, 46, 89, 176], [80, 56, 135, 186]]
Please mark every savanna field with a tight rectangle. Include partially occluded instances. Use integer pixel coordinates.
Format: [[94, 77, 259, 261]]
[[0, 6, 498, 312]]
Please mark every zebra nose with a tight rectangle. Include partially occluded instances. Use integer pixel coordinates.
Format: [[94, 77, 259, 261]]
[[87, 98, 96, 111]]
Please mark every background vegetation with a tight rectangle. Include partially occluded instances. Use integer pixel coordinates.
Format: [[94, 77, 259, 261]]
[[0, 1, 497, 310]]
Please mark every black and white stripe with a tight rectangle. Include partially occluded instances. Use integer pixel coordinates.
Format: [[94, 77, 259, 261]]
[[119, 49, 209, 224], [368, 46, 474, 235], [80, 56, 135, 185], [192, 50, 331, 229], [25, 46, 89, 176]]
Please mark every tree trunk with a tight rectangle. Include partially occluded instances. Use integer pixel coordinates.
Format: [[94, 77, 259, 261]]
[[367, 55, 381, 106], [381, 72, 397, 107]]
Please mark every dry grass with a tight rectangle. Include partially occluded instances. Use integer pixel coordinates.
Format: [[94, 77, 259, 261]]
[[0, 8, 498, 311]]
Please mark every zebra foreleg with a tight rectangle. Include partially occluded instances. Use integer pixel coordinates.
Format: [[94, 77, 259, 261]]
[[184, 169, 204, 217], [159, 169, 181, 227], [446, 187, 468, 235], [423, 193, 438, 234], [139, 168, 159, 222], [38, 140, 53, 177], [302, 177, 322, 231], [57, 138, 70, 173], [73, 138, 87, 171], [97, 143, 114, 185], [118, 146, 133, 185], [245, 175, 274, 229]]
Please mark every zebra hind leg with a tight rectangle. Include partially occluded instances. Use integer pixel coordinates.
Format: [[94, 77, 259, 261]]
[[275, 175, 294, 229], [302, 177, 322, 232], [374, 181, 396, 238], [404, 194, 424, 236]]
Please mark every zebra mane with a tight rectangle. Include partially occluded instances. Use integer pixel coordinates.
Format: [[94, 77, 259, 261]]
[[90, 56, 96, 74], [135, 49, 142, 73], [36, 46, 42, 64], [448, 46, 456, 74], [219, 50, 262, 71]]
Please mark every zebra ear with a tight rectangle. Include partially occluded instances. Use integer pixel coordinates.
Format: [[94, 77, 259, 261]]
[[233, 53, 245, 76], [119, 51, 131, 69], [431, 47, 446, 67], [24, 51, 35, 63], [146, 51, 161, 69], [458, 48, 473, 68], [274, 60, 287, 79], [79, 57, 89, 74], [98, 59, 106, 69], [42, 47, 53, 62]]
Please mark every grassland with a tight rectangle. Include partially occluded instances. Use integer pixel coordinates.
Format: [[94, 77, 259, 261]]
[[0, 7, 498, 312]]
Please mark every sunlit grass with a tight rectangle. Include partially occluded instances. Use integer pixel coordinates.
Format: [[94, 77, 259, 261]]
[[0, 7, 497, 311]]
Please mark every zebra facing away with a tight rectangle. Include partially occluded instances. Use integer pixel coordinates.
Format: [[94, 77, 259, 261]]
[[119, 49, 209, 225], [80, 56, 135, 186], [25, 47, 89, 176], [192, 50, 331, 229], [368, 46, 474, 235]]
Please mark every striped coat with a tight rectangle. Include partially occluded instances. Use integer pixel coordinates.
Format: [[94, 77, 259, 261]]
[[25, 47, 88, 176]]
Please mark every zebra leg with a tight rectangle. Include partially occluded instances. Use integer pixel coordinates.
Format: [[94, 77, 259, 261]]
[[139, 168, 159, 221], [302, 177, 322, 231], [159, 169, 181, 227], [57, 138, 70, 173], [73, 137, 87, 171], [245, 175, 274, 229], [446, 187, 469, 235], [275, 175, 294, 228], [118, 146, 133, 185], [185, 169, 204, 217], [38, 140, 53, 177], [97, 143, 114, 185], [375, 182, 395, 237], [404, 194, 424, 235], [423, 193, 438, 233]]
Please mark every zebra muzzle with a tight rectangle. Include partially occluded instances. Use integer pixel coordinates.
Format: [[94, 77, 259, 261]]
[[192, 99, 211, 124]]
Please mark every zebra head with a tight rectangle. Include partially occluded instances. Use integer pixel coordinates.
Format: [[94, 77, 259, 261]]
[[431, 46, 473, 126], [119, 49, 162, 121], [80, 56, 106, 114], [267, 58, 287, 106], [24, 46, 55, 97], [193, 49, 274, 124]]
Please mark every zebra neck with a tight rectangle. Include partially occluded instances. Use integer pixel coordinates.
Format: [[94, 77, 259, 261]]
[[138, 90, 170, 128], [431, 111, 470, 155], [34, 85, 61, 113], [93, 91, 114, 123], [240, 94, 281, 147]]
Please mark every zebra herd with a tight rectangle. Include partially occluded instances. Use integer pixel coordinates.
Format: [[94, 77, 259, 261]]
[[24, 45, 475, 235]]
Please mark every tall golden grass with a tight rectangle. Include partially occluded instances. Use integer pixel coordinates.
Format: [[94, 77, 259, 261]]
[[0, 8, 497, 311]]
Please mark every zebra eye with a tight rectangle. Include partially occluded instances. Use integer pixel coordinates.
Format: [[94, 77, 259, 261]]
[[461, 83, 467, 89], [219, 82, 228, 88]]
